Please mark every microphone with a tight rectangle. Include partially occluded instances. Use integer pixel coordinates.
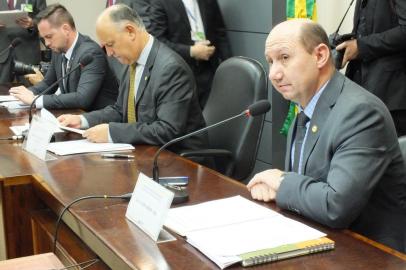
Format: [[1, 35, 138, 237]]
[[152, 99, 271, 204], [0, 38, 22, 57], [28, 55, 93, 123]]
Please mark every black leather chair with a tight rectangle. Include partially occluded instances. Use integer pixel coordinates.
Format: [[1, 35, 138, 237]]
[[399, 136, 406, 166], [181, 56, 268, 181]]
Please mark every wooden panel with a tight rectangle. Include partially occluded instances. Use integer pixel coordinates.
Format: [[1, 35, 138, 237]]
[[0, 253, 64, 270]]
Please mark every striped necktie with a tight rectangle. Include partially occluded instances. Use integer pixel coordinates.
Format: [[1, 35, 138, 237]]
[[127, 64, 137, 123]]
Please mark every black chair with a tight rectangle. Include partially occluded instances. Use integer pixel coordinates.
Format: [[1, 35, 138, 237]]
[[181, 56, 268, 181], [399, 136, 406, 166]]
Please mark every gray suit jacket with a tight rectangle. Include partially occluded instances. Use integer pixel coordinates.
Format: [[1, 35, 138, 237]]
[[30, 34, 118, 111], [83, 39, 207, 153], [115, 0, 150, 29], [278, 71, 406, 251], [0, 0, 46, 83]]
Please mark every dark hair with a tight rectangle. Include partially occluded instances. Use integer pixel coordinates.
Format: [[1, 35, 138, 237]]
[[108, 4, 145, 29], [299, 22, 331, 54], [35, 4, 76, 29]]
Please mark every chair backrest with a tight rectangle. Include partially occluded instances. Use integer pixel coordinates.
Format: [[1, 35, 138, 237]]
[[398, 136, 406, 167], [204, 56, 268, 181]]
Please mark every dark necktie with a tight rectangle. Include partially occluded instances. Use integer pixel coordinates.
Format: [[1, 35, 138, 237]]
[[8, 0, 14, 10], [61, 54, 68, 91], [292, 111, 310, 173], [106, 0, 114, 7]]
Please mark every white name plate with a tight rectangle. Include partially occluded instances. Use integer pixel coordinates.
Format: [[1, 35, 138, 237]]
[[24, 115, 54, 161], [126, 173, 174, 241]]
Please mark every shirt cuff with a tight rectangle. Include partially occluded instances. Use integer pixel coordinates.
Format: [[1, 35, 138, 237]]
[[35, 96, 43, 109], [79, 115, 89, 129]]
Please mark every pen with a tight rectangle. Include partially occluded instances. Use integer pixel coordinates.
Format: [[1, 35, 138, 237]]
[[101, 153, 135, 159]]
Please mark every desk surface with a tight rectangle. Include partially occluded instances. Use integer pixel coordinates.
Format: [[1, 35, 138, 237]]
[[0, 92, 405, 269]]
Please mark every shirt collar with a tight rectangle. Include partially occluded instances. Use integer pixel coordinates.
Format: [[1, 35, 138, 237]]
[[64, 32, 79, 60], [299, 81, 329, 119], [135, 34, 154, 67]]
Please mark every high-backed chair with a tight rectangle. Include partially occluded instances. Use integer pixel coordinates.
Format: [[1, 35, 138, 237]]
[[181, 56, 268, 181], [398, 136, 406, 166]]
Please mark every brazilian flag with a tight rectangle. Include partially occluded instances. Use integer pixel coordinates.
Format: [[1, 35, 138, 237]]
[[280, 0, 317, 136]]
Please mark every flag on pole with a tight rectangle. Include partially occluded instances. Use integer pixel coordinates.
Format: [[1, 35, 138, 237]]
[[280, 0, 317, 136]]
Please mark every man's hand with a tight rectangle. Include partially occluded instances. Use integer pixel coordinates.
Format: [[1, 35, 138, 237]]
[[9, 86, 35, 104], [190, 40, 216, 61], [58, 114, 82, 129], [247, 169, 285, 202], [336, 39, 359, 68], [25, 68, 44, 85], [83, 124, 109, 143], [16, 16, 33, 29]]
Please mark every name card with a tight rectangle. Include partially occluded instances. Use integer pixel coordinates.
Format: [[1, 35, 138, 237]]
[[126, 173, 174, 241], [24, 115, 54, 160]]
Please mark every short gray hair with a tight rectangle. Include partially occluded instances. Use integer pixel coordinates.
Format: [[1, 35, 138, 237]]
[[109, 4, 145, 30]]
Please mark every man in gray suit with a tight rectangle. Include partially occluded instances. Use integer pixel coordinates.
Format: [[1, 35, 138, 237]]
[[58, 4, 207, 154], [0, 0, 46, 83], [247, 19, 406, 252], [9, 4, 118, 111]]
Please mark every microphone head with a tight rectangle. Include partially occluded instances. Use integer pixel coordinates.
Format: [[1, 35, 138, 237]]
[[80, 55, 93, 67], [11, 38, 22, 48], [247, 100, 271, 117]]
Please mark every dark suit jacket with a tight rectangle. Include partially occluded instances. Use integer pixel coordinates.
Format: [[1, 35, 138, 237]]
[[278, 72, 406, 252], [149, 0, 231, 103], [114, 0, 151, 29], [83, 39, 207, 154], [346, 0, 406, 111], [0, 0, 46, 83], [30, 33, 118, 111]]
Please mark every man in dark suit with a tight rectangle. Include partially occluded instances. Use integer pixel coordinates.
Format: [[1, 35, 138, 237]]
[[336, 0, 406, 137], [247, 19, 406, 252], [58, 4, 207, 153], [0, 0, 46, 83], [9, 4, 118, 111], [149, 0, 231, 108]]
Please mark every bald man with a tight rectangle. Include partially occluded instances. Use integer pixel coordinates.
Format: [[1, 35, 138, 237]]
[[58, 4, 207, 154], [247, 19, 406, 252]]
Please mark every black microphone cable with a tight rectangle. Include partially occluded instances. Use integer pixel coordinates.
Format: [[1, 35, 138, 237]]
[[52, 192, 132, 254]]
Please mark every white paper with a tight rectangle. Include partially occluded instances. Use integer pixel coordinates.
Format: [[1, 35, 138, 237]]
[[0, 95, 18, 102], [126, 173, 174, 241], [164, 196, 327, 269], [0, 10, 28, 27], [41, 108, 84, 134], [0, 100, 30, 109], [9, 124, 29, 136], [47, 139, 134, 155], [165, 196, 281, 236], [24, 116, 54, 160]]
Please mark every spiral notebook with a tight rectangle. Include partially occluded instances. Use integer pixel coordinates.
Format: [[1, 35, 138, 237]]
[[165, 196, 335, 269], [240, 237, 335, 267]]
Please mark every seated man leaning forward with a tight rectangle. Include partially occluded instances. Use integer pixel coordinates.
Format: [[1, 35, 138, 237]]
[[58, 4, 207, 154], [9, 4, 118, 111], [247, 19, 406, 252]]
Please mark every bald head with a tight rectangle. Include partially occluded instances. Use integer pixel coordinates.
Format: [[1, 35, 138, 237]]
[[265, 19, 335, 107], [267, 19, 332, 59], [96, 4, 148, 65]]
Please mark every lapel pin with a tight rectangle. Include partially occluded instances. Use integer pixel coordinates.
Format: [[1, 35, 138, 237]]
[[311, 125, 318, 133], [144, 76, 148, 81]]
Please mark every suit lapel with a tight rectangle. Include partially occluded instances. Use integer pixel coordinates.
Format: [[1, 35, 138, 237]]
[[301, 71, 345, 173], [177, 0, 192, 32], [64, 34, 84, 92], [135, 39, 159, 106]]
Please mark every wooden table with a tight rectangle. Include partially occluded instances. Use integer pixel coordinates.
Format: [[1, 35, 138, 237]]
[[0, 85, 405, 269]]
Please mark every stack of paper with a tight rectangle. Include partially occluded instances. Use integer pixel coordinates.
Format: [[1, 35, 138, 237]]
[[0, 95, 18, 102], [165, 196, 328, 269], [47, 139, 134, 155], [0, 100, 30, 109]]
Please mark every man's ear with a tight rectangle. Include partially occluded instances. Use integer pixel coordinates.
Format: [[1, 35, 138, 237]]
[[314, 43, 330, 68], [125, 24, 137, 40]]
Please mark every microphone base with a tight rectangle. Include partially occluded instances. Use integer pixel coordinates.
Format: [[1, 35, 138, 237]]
[[164, 185, 189, 205]]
